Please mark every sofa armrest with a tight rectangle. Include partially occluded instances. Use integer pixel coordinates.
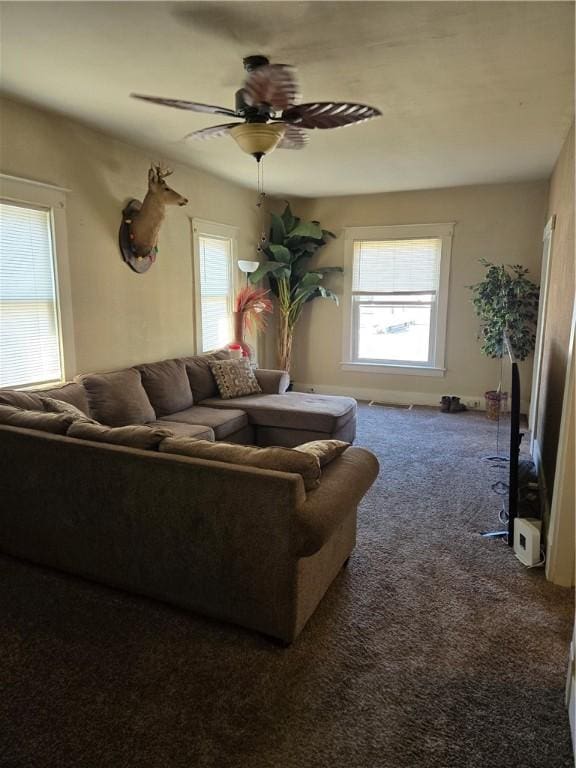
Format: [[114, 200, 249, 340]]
[[294, 446, 379, 556], [255, 368, 290, 395]]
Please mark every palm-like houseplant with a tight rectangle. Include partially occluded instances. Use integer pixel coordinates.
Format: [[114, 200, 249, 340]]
[[469, 259, 539, 361], [249, 204, 341, 372]]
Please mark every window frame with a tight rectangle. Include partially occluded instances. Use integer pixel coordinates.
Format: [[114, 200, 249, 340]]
[[0, 173, 76, 389], [342, 223, 454, 376], [192, 218, 239, 354]]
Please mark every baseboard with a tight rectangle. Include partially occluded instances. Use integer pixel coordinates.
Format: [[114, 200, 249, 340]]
[[292, 381, 530, 413]]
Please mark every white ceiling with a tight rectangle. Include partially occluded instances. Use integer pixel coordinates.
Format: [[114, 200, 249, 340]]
[[1, 1, 574, 197]]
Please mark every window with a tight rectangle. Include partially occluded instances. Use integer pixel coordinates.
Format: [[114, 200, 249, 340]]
[[342, 223, 453, 375], [0, 175, 75, 389], [192, 219, 238, 353]]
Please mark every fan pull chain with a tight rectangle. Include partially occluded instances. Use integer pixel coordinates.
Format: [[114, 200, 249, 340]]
[[256, 159, 267, 254]]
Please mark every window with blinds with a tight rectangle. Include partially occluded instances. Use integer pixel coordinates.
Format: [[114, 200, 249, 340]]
[[349, 233, 449, 367], [0, 201, 63, 388], [197, 234, 233, 352]]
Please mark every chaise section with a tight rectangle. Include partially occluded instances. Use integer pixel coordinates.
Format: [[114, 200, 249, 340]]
[[200, 392, 357, 446]]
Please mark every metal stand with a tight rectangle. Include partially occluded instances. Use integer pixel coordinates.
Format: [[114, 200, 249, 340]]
[[480, 529, 509, 540]]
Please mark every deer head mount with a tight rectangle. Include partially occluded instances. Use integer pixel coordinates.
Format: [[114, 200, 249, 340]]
[[119, 165, 188, 273]]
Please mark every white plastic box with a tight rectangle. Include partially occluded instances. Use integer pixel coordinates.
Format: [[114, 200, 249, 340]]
[[513, 518, 542, 567]]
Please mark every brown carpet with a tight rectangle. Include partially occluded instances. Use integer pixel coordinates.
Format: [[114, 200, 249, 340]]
[[0, 404, 573, 768]]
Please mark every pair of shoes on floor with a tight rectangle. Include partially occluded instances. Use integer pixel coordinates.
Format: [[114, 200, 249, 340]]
[[440, 395, 467, 413]]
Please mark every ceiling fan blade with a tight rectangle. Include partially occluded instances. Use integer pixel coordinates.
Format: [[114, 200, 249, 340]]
[[131, 94, 238, 117], [243, 64, 301, 110], [183, 123, 241, 141], [274, 124, 309, 150], [282, 102, 381, 129]]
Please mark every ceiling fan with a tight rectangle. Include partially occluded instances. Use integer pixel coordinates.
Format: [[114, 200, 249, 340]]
[[131, 55, 382, 161]]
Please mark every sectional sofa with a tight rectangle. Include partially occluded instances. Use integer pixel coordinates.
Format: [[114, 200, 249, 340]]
[[0, 351, 378, 642]]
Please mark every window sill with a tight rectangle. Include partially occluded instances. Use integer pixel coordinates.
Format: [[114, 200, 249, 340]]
[[8, 380, 65, 392], [340, 362, 446, 377]]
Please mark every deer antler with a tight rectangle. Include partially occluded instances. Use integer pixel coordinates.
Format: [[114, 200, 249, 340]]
[[154, 164, 173, 180]]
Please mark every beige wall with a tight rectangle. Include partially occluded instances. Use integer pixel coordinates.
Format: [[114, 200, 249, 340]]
[[0, 95, 554, 414], [288, 182, 548, 408], [0, 96, 261, 375], [535, 123, 575, 498]]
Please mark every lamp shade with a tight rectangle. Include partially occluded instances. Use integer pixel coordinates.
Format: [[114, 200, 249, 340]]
[[238, 260, 260, 274], [229, 123, 286, 160]]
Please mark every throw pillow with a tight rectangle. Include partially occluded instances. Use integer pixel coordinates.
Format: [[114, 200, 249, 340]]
[[68, 422, 172, 450], [39, 396, 97, 423], [294, 439, 350, 467], [208, 358, 262, 400], [159, 437, 321, 491], [0, 404, 74, 434], [137, 358, 194, 416], [78, 368, 156, 426]]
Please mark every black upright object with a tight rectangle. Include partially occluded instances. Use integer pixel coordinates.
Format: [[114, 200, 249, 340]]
[[507, 356, 521, 545]]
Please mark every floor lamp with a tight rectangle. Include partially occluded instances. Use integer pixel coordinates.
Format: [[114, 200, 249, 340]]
[[238, 260, 260, 285]]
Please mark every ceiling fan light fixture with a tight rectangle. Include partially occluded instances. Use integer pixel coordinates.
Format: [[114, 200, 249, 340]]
[[229, 123, 286, 161]]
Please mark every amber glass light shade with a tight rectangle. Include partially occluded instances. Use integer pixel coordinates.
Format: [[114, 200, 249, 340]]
[[229, 124, 286, 159]]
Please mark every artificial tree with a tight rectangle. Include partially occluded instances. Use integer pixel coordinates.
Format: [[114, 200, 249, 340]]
[[469, 259, 539, 360], [249, 204, 341, 373]]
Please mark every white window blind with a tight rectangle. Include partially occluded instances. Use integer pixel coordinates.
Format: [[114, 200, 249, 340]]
[[353, 238, 441, 294], [198, 235, 232, 352], [0, 201, 63, 388], [343, 224, 453, 374]]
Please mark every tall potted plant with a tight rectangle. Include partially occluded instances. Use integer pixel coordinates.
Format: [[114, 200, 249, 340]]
[[249, 204, 341, 373], [469, 259, 539, 417]]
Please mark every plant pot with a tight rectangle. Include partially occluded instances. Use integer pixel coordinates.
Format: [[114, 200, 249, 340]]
[[485, 390, 508, 421]]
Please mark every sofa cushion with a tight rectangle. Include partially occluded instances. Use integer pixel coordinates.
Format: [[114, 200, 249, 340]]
[[68, 421, 172, 450], [0, 383, 90, 416], [294, 440, 350, 467], [159, 437, 321, 491], [39, 396, 97, 423], [0, 390, 45, 410], [147, 420, 215, 442], [38, 382, 90, 415], [79, 368, 156, 426], [158, 406, 248, 441], [182, 349, 231, 403], [138, 359, 194, 417], [0, 404, 74, 434], [200, 393, 357, 433]]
